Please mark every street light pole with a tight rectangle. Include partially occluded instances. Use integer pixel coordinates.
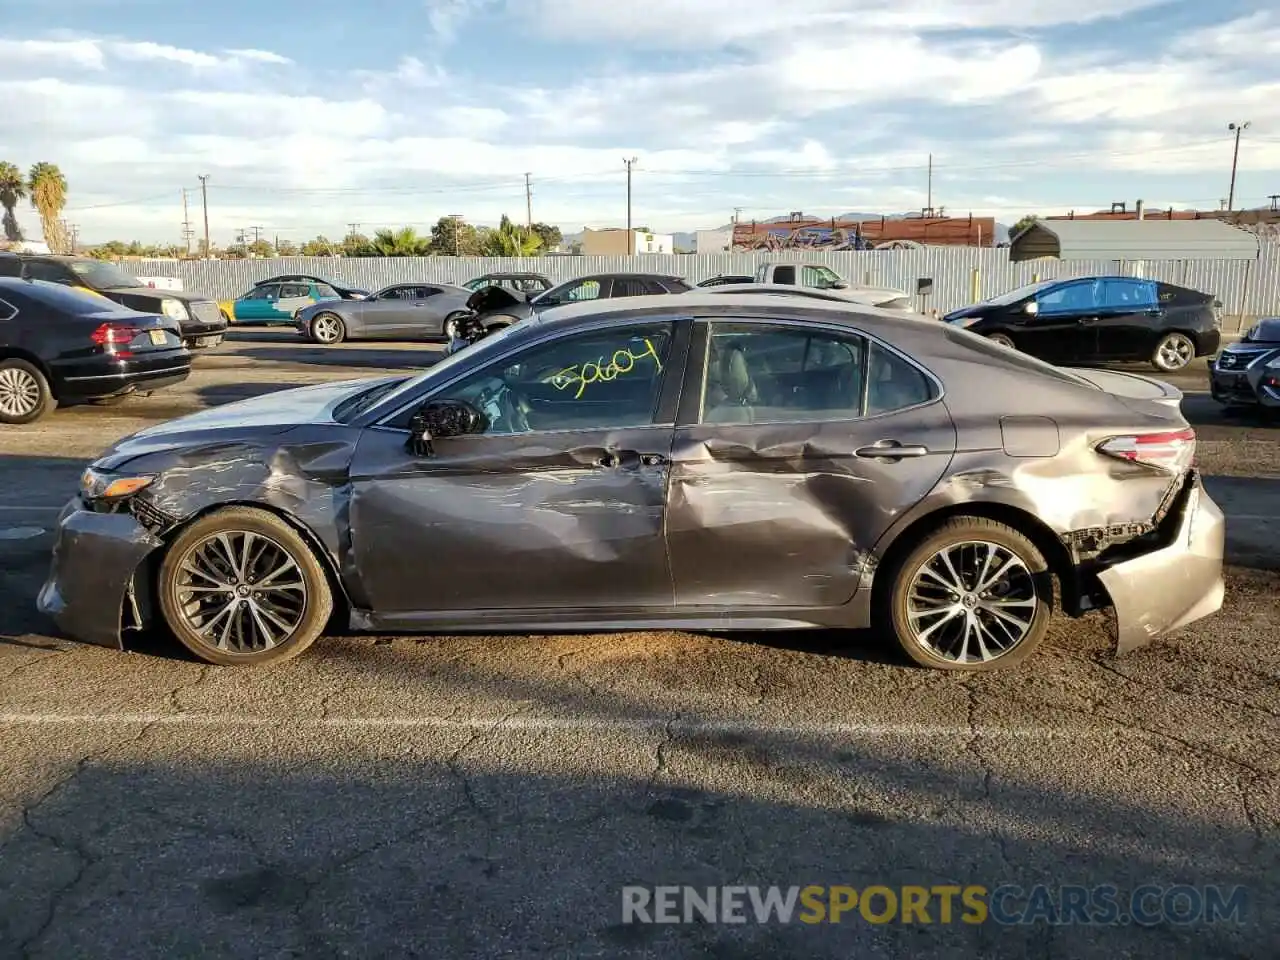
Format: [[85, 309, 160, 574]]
[[623, 156, 637, 253], [198, 174, 211, 258], [1228, 121, 1251, 212]]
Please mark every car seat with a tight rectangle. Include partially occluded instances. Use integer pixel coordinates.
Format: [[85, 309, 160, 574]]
[[706, 339, 758, 422]]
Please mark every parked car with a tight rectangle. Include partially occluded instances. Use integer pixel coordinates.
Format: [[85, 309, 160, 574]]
[[254, 274, 370, 300], [39, 292, 1222, 672], [0, 254, 226, 349], [219, 280, 342, 325], [293, 282, 474, 344], [1208, 317, 1280, 410], [697, 274, 754, 287], [0, 277, 189, 424], [942, 276, 1222, 372], [463, 272, 553, 296], [471, 272, 694, 328], [754, 262, 851, 289], [693, 282, 914, 311]]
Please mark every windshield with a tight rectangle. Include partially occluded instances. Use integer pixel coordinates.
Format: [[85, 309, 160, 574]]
[[979, 279, 1057, 307], [68, 260, 144, 289], [360, 321, 527, 415]]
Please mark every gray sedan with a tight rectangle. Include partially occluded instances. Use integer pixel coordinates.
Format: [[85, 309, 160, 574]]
[[39, 291, 1223, 671], [293, 282, 473, 344]]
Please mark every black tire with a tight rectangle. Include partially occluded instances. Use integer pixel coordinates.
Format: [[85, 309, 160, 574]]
[[880, 517, 1053, 671], [310, 312, 347, 345], [0, 358, 55, 424], [986, 332, 1016, 350], [1152, 331, 1195, 372], [442, 312, 468, 340], [157, 506, 333, 666]]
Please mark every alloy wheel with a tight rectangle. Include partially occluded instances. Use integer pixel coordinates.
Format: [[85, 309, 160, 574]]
[[1156, 334, 1193, 371], [172, 530, 308, 654], [0, 366, 41, 418], [312, 314, 342, 344], [905, 540, 1038, 664]]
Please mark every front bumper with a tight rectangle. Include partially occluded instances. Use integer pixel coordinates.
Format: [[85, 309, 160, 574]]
[[1208, 365, 1280, 407], [1096, 472, 1225, 654], [37, 500, 163, 649]]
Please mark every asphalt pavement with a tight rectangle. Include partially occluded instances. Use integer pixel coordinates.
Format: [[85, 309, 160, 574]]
[[0, 332, 1277, 959]]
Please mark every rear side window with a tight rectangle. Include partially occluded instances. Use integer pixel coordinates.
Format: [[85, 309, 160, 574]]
[[23, 261, 70, 284], [1099, 279, 1157, 310], [772, 265, 796, 285], [279, 283, 310, 298]]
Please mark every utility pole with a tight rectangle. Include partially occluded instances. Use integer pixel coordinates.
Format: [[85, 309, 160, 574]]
[[524, 173, 533, 228], [181, 189, 193, 256], [1269, 194, 1279, 212], [1228, 121, 1251, 211], [623, 156, 637, 253], [927, 153, 933, 215], [733, 207, 743, 224], [448, 214, 464, 256], [250, 225, 263, 247], [198, 174, 210, 258]]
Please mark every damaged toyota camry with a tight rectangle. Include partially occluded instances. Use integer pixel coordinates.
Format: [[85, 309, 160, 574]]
[[38, 292, 1225, 670]]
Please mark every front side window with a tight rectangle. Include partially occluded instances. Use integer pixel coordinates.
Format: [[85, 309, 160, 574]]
[[700, 322, 866, 424], [563, 279, 602, 302], [1036, 280, 1101, 315], [430, 322, 674, 435], [24, 261, 70, 284], [246, 284, 279, 300], [314, 282, 339, 298]]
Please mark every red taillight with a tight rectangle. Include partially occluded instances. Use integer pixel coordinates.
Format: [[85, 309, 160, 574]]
[[1097, 428, 1196, 472], [90, 322, 138, 354]]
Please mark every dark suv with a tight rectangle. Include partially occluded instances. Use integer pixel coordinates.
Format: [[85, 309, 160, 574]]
[[942, 275, 1221, 372], [0, 254, 227, 349]]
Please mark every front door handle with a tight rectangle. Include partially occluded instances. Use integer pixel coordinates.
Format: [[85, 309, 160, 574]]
[[593, 452, 621, 468], [854, 439, 929, 460], [640, 453, 668, 466]]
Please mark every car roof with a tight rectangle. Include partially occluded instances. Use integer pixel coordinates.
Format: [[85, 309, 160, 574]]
[[530, 290, 920, 334], [695, 282, 907, 300], [566, 272, 685, 282], [475, 272, 548, 279]]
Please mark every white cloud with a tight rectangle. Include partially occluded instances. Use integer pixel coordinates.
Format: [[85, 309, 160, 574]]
[[110, 40, 222, 68], [0, 38, 105, 69], [425, 0, 496, 42], [223, 48, 293, 65]]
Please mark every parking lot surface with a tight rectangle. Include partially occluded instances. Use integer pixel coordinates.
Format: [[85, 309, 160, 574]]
[[1, 333, 1277, 958]]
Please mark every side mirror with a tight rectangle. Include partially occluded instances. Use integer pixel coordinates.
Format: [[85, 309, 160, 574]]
[[1024, 301, 1039, 316], [407, 400, 488, 457], [831, 280, 849, 290]]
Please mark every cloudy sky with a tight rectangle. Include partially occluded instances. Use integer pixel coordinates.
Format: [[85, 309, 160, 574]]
[[2, 0, 1279, 245]]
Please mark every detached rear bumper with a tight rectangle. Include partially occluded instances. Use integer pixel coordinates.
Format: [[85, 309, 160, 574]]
[[1096, 472, 1225, 654], [36, 500, 163, 649]]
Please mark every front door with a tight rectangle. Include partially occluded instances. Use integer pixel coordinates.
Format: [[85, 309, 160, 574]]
[[348, 319, 686, 615], [1019, 279, 1102, 363], [361, 285, 423, 337], [235, 284, 279, 321], [665, 319, 956, 608]]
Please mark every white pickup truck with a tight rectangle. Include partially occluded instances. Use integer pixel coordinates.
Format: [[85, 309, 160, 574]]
[[753, 262, 851, 289]]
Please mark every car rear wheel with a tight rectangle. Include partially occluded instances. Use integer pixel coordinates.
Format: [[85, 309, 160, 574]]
[[1152, 332, 1194, 372], [158, 506, 334, 666], [986, 332, 1016, 350], [883, 517, 1052, 671], [310, 312, 346, 345], [0, 359, 54, 424]]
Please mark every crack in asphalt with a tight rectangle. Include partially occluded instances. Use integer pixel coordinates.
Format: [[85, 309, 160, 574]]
[[963, 679, 1015, 875], [0, 650, 65, 687], [1085, 655, 1280, 721], [167, 665, 214, 714]]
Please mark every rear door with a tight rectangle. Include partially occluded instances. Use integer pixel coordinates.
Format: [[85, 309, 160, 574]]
[[274, 282, 314, 322], [665, 317, 956, 609], [1089, 278, 1160, 359]]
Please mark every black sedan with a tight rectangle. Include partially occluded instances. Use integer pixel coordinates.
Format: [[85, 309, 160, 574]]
[[0, 277, 190, 424], [39, 292, 1222, 672], [1208, 317, 1280, 410], [943, 276, 1221, 372]]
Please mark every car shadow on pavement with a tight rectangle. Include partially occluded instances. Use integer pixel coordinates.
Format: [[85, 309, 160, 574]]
[[0, 683, 1273, 957]]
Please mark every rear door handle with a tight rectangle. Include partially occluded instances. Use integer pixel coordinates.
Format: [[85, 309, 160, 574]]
[[593, 452, 621, 468], [640, 453, 667, 466], [854, 439, 929, 460]]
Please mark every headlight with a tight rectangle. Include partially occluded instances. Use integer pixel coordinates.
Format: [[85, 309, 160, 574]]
[[161, 298, 189, 322], [80, 468, 155, 501]]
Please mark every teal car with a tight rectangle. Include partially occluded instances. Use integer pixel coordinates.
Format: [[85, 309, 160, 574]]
[[219, 280, 341, 325]]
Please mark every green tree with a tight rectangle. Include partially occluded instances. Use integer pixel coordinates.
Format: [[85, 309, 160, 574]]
[[275, 239, 299, 257], [27, 162, 68, 253], [1008, 214, 1039, 240], [370, 226, 431, 257], [300, 236, 336, 256], [529, 222, 562, 251], [430, 215, 481, 256], [223, 243, 248, 259], [342, 232, 374, 257], [481, 215, 542, 257], [248, 239, 275, 258], [0, 161, 25, 242]]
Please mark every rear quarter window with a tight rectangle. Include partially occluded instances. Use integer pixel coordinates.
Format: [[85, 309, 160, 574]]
[[1157, 283, 1212, 306]]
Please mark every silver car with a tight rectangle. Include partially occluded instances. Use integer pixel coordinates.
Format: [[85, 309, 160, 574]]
[[695, 281, 915, 311], [293, 282, 474, 344]]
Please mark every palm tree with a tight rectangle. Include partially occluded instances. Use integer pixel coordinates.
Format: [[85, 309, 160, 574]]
[[28, 162, 68, 253], [482, 215, 542, 257], [370, 226, 430, 257], [0, 162, 25, 242]]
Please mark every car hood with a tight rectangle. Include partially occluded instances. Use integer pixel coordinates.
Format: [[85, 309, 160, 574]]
[[103, 286, 214, 304], [92, 377, 394, 468]]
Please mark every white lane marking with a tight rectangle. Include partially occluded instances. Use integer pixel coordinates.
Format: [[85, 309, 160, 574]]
[[0, 527, 45, 540], [0, 713, 1100, 737]]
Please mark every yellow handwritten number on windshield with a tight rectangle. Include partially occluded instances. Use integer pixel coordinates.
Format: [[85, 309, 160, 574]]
[[550, 338, 664, 399]]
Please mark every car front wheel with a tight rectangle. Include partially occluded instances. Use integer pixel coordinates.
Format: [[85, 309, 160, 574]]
[[883, 517, 1052, 671], [1152, 332, 1195, 372], [310, 312, 347, 344], [157, 506, 334, 666]]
